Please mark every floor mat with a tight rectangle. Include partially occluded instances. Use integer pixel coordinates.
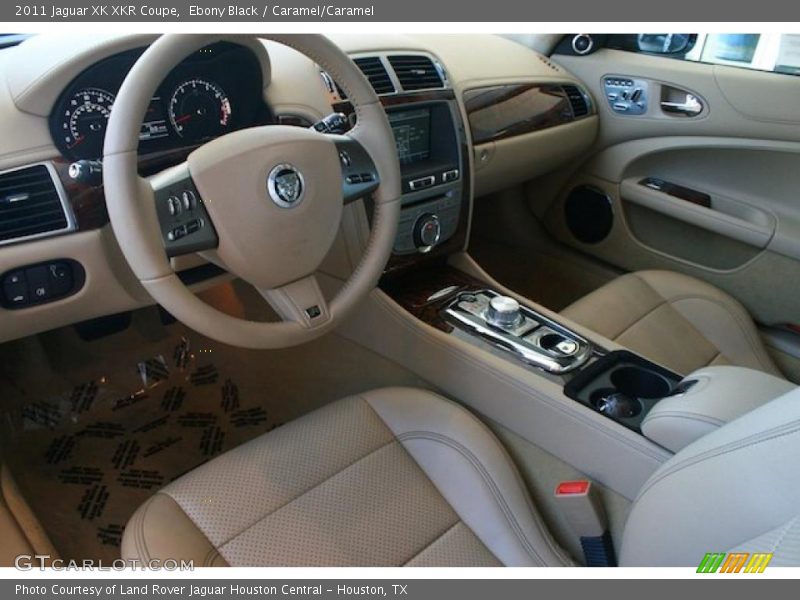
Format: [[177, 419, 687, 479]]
[[1, 312, 430, 562]]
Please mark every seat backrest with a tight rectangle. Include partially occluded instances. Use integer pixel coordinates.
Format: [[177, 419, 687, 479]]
[[620, 386, 800, 566]]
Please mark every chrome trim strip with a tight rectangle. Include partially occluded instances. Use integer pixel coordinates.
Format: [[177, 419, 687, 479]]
[[442, 289, 593, 374]]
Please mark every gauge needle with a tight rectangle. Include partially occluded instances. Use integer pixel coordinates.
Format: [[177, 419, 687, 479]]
[[67, 135, 85, 149], [174, 114, 192, 124]]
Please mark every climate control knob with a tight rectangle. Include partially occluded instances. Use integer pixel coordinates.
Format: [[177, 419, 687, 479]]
[[486, 295, 523, 328], [413, 213, 442, 251]]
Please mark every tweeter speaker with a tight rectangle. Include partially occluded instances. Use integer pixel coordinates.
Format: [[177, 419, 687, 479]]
[[564, 185, 613, 244]]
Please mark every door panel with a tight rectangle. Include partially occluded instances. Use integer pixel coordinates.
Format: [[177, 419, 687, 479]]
[[541, 48, 800, 327]]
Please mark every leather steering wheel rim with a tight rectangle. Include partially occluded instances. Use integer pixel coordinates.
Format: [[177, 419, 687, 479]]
[[103, 34, 401, 349]]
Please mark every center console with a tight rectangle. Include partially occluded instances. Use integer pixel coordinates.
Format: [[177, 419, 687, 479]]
[[381, 263, 796, 452], [387, 102, 465, 256], [334, 89, 470, 272]]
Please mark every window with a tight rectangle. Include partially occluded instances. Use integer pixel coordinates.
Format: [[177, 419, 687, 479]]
[[685, 34, 800, 76]]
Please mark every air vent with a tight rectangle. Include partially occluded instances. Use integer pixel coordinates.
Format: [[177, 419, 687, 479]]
[[388, 55, 444, 91], [563, 85, 590, 118], [0, 164, 72, 244], [353, 57, 396, 95]]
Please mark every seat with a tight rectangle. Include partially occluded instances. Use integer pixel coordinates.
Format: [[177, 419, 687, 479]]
[[561, 270, 781, 377], [123, 385, 800, 567], [121, 388, 573, 567]]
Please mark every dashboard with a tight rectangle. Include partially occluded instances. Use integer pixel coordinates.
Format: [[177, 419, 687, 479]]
[[48, 41, 271, 161], [0, 33, 599, 345]]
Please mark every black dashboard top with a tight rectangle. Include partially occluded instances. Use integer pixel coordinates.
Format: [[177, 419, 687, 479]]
[[49, 41, 272, 161]]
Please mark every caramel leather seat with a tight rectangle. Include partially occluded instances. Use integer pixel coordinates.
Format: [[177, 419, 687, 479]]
[[561, 270, 781, 376], [122, 385, 800, 566], [122, 388, 572, 567]]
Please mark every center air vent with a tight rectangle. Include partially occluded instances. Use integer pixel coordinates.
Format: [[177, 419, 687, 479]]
[[388, 55, 444, 91], [0, 164, 73, 244], [353, 57, 396, 95], [562, 85, 590, 118]]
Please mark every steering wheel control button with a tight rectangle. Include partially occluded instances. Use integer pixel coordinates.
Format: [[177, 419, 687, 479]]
[[152, 172, 219, 258], [338, 150, 352, 167], [486, 295, 523, 329], [267, 163, 305, 208], [186, 219, 204, 234], [181, 190, 197, 210], [167, 225, 187, 241], [305, 305, 322, 319], [167, 195, 182, 216]]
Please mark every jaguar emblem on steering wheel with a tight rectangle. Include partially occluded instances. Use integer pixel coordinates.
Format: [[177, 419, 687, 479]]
[[267, 163, 305, 208]]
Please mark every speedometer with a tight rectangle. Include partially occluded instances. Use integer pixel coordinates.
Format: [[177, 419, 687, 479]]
[[168, 78, 232, 142], [59, 88, 115, 159]]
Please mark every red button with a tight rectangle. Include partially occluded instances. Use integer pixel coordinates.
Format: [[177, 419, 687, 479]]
[[556, 480, 590, 495]]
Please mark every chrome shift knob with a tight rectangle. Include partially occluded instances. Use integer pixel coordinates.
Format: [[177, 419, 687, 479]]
[[486, 295, 522, 328]]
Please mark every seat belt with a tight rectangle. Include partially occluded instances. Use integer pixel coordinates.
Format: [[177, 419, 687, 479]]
[[554, 480, 617, 567]]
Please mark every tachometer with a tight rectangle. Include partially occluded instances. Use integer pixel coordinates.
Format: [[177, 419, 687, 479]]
[[60, 88, 115, 159], [168, 78, 232, 142]]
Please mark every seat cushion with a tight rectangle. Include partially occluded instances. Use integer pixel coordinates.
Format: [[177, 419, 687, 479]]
[[121, 388, 570, 567], [561, 270, 781, 377]]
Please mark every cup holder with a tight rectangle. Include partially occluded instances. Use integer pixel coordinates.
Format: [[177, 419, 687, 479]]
[[609, 366, 671, 399], [589, 388, 642, 419]]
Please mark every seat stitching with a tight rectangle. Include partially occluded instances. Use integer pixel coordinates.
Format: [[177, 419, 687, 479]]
[[667, 294, 775, 372], [631, 273, 771, 370], [210, 437, 397, 550], [397, 430, 566, 566], [704, 351, 723, 367], [400, 521, 463, 566], [636, 419, 800, 503], [611, 299, 668, 341], [134, 496, 154, 562], [769, 516, 799, 553], [643, 412, 726, 427], [168, 396, 395, 551]]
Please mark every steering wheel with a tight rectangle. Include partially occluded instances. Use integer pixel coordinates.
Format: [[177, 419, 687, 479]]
[[103, 34, 401, 349]]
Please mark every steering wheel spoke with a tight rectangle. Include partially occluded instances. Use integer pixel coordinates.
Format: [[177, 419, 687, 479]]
[[147, 162, 219, 258], [331, 135, 381, 204], [258, 275, 331, 328]]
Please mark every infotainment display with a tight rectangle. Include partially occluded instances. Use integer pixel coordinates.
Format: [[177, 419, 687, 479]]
[[388, 108, 431, 165]]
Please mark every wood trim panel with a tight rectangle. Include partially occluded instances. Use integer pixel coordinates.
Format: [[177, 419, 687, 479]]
[[380, 263, 486, 332], [52, 146, 198, 232], [463, 83, 577, 145]]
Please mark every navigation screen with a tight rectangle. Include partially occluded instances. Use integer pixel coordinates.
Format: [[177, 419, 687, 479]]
[[389, 108, 431, 165]]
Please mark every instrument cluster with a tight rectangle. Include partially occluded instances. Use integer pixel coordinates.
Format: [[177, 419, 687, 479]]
[[49, 42, 270, 161]]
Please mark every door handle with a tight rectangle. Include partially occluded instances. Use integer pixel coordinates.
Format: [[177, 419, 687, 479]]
[[660, 94, 703, 117]]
